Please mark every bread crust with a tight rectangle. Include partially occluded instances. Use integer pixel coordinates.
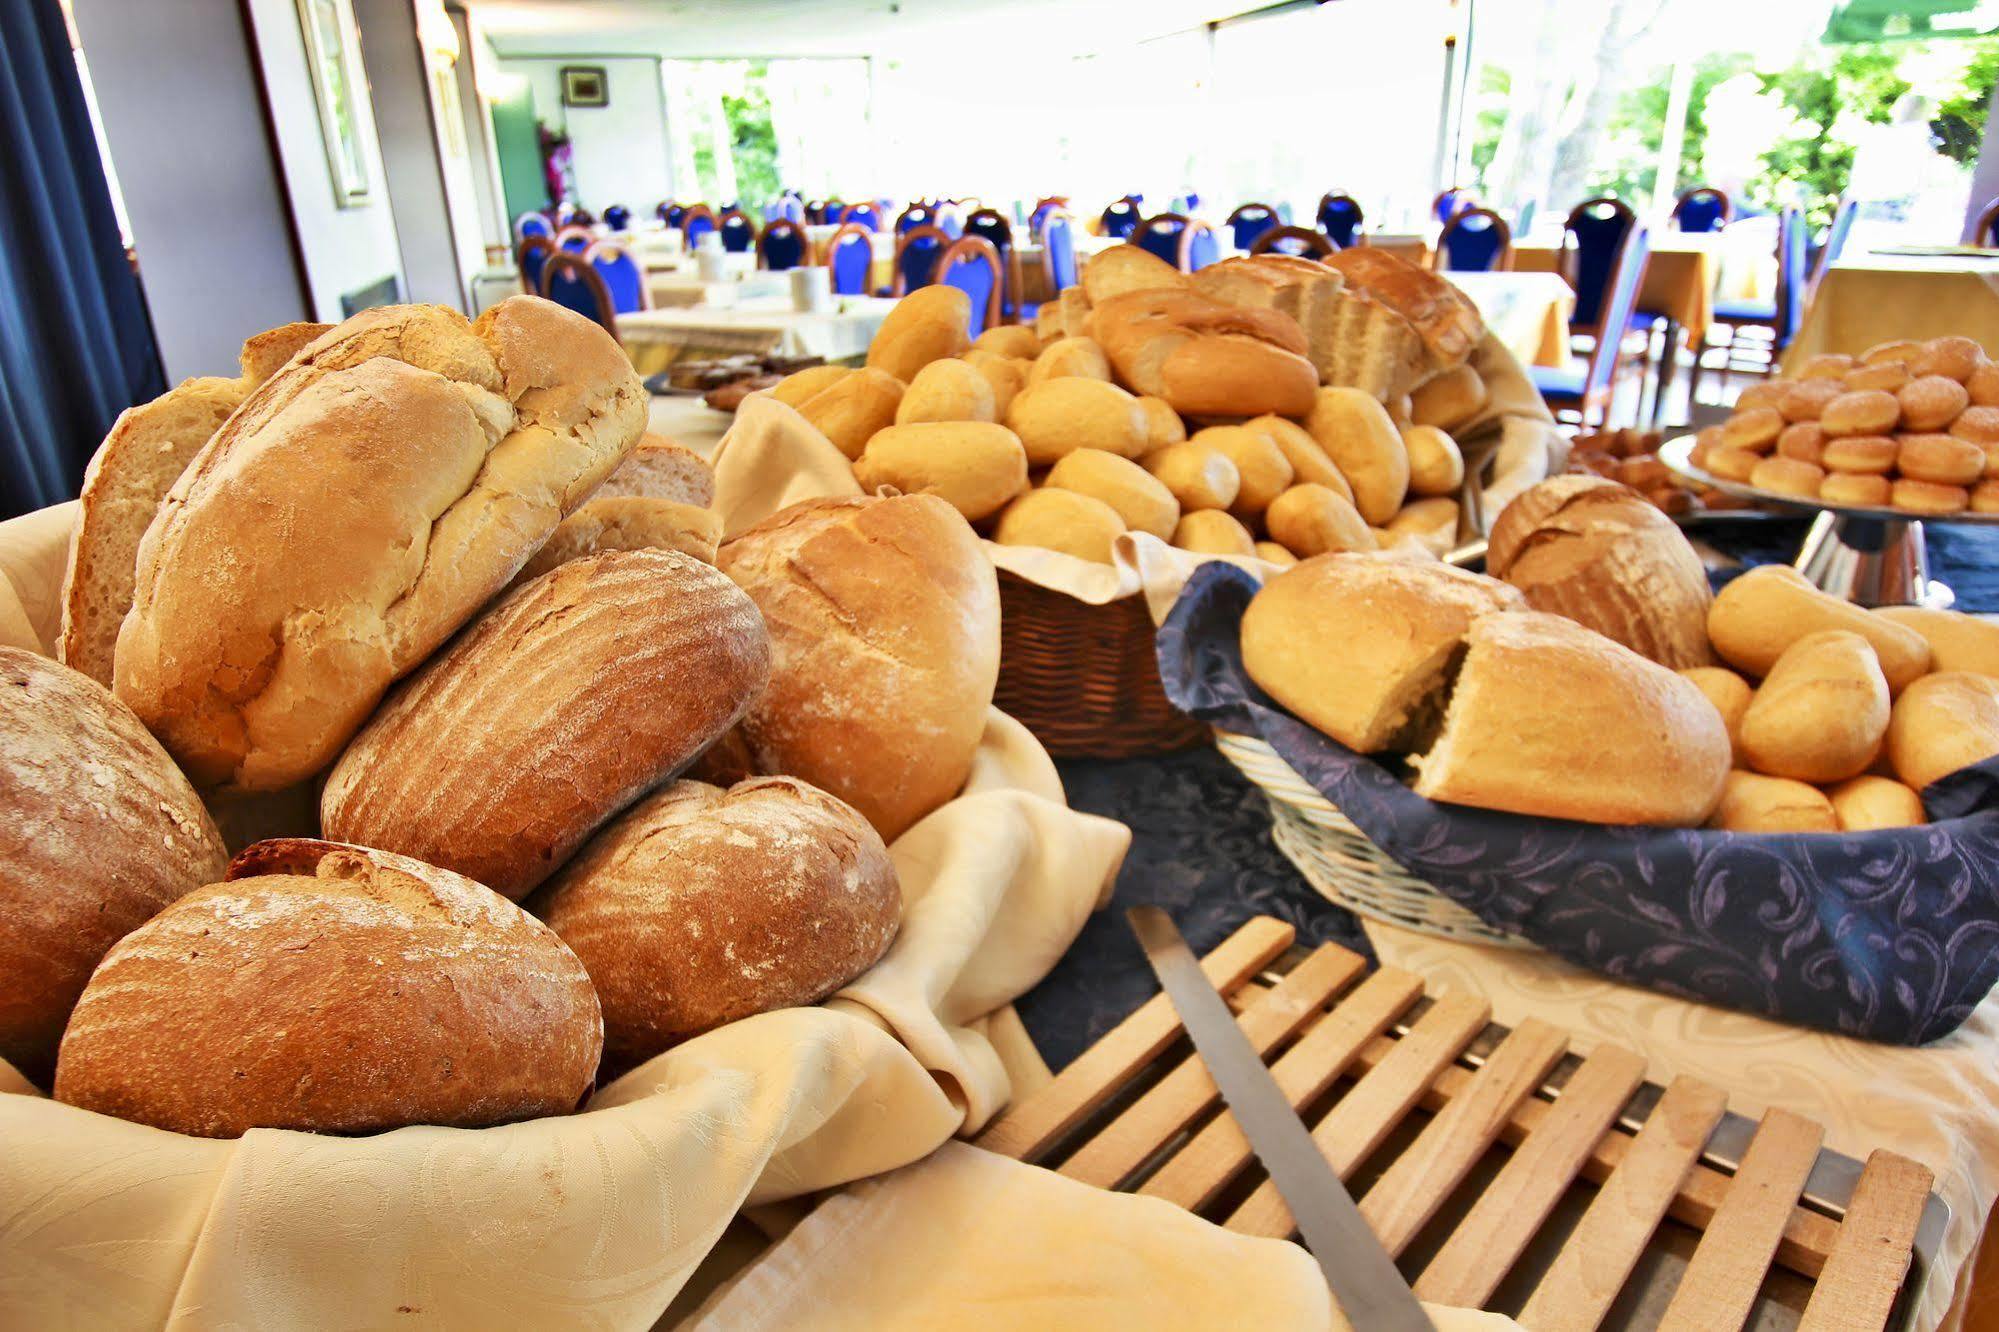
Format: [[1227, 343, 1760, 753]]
[[1092, 289, 1318, 418], [590, 432, 715, 507], [510, 496, 721, 587]]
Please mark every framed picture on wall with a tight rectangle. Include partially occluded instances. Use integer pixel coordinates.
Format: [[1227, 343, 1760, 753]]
[[296, 0, 371, 208], [561, 66, 609, 108]]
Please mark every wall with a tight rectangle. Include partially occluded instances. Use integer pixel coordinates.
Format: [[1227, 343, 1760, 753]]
[[496, 56, 674, 213], [452, 10, 511, 252], [350, 0, 466, 309]]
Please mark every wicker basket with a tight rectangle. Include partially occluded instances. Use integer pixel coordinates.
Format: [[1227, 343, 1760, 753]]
[[1214, 731, 1529, 948], [991, 570, 1206, 759]]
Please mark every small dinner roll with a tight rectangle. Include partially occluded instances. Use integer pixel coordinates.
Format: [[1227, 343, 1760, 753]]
[[1873, 605, 1999, 678], [1027, 336, 1111, 386], [1401, 425, 1465, 498], [1735, 382, 1787, 413], [1144, 442, 1240, 511], [1898, 375, 1971, 431], [1778, 379, 1843, 423], [1911, 335, 1985, 383], [961, 349, 1029, 417], [895, 357, 997, 425], [1950, 404, 1999, 447], [1892, 478, 1969, 515], [1966, 361, 1999, 406], [1707, 771, 1838, 834], [1722, 406, 1784, 452], [798, 367, 905, 459], [1737, 630, 1889, 783], [1821, 390, 1901, 438], [1304, 387, 1411, 524], [1386, 496, 1460, 557], [1799, 353, 1855, 381], [1192, 425, 1294, 520], [1044, 448, 1181, 540], [1137, 395, 1187, 451], [1006, 377, 1149, 465], [1861, 338, 1923, 367], [1827, 775, 1926, 831], [973, 325, 1041, 359], [1777, 422, 1825, 464], [1172, 509, 1257, 557], [1246, 415, 1355, 505], [852, 422, 1028, 521], [1896, 432, 1984, 486], [1680, 666, 1753, 762], [1263, 484, 1376, 557], [1254, 541, 1299, 568], [1706, 447, 1761, 482], [1409, 363, 1489, 431], [1843, 361, 1911, 394], [770, 364, 851, 408], [1820, 473, 1894, 507], [1887, 671, 1999, 790], [1821, 435, 1897, 475], [1974, 478, 1999, 513], [1750, 456, 1823, 499], [993, 487, 1126, 563]]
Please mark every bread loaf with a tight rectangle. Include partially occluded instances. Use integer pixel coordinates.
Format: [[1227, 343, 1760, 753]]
[[1487, 476, 1713, 669], [973, 325, 1041, 359], [0, 648, 228, 1083], [1044, 449, 1180, 540], [798, 367, 905, 459], [1304, 388, 1409, 524], [1137, 395, 1187, 450], [1192, 425, 1293, 519], [54, 839, 601, 1137], [591, 432, 715, 507], [1263, 484, 1375, 557], [1873, 606, 1999, 678], [1679, 666, 1752, 762], [854, 422, 1029, 521], [961, 350, 1029, 418], [867, 285, 973, 382], [1737, 631, 1889, 783], [1708, 566, 1931, 691], [1006, 377, 1149, 465], [1027, 336, 1112, 385], [1244, 415, 1355, 505], [534, 777, 899, 1061], [1886, 671, 1999, 790], [995, 488, 1126, 562], [1318, 249, 1486, 400], [511, 497, 721, 586], [1143, 443, 1240, 511], [1402, 426, 1465, 498], [323, 550, 770, 900], [113, 298, 646, 792], [1708, 771, 1839, 833], [1191, 255, 1344, 381], [1080, 244, 1188, 305], [720, 494, 1000, 840], [896, 358, 997, 425], [1410, 364, 1488, 431], [1090, 289, 1319, 418]]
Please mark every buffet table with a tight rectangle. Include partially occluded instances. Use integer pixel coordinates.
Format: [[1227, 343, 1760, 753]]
[[616, 297, 897, 374], [1785, 251, 1999, 369]]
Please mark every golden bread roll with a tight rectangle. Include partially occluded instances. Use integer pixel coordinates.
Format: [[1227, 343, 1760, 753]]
[[1798, 353, 1854, 381], [1778, 379, 1842, 422], [1977, 479, 1999, 512], [1821, 472, 1894, 507], [895, 357, 997, 425], [960, 350, 1029, 418], [1304, 387, 1410, 524], [1707, 565, 1931, 692], [993, 488, 1126, 563], [1844, 361, 1911, 394], [799, 367, 905, 459], [1861, 339, 1922, 366], [1044, 448, 1181, 540], [1005, 377, 1148, 465], [1723, 406, 1784, 451], [1827, 775, 1926, 831], [1911, 335, 1985, 382], [1735, 382, 1786, 413], [1967, 361, 1999, 406], [1705, 446, 1761, 482], [1027, 336, 1111, 385], [1821, 390, 1901, 437], [1263, 484, 1376, 557], [1679, 665, 1753, 761], [1192, 425, 1294, 520], [1409, 364, 1489, 432], [1090, 287, 1318, 417], [973, 325, 1041, 359], [1949, 404, 1999, 446], [1892, 478, 1969, 514], [1821, 435, 1897, 475], [853, 422, 1029, 521], [1137, 395, 1188, 450], [770, 364, 850, 408], [1171, 509, 1257, 557], [1401, 425, 1465, 498], [1887, 671, 1999, 790], [1896, 432, 1984, 486], [1777, 422, 1826, 463], [1736, 630, 1889, 783], [511, 498, 722, 586], [1707, 771, 1838, 833], [1144, 442, 1240, 511], [1899, 375, 1971, 431], [1080, 243, 1189, 305], [1749, 456, 1823, 499], [1245, 415, 1355, 504], [1387, 497, 1461, 556], [1873, 606, 1999, 678], [1388, 394, 1414, 427], [1255, 541, 1299, 567], [867, 284, 973, 381]]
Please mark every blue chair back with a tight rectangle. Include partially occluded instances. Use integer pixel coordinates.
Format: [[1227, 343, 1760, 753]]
[[1183, 221, 1221, 271], [1671, 187, 1731, 233], [1228, 204, 1277, 251], [1577, 225, 1651, 406], [1099, 200, 1139, 238], [516, 212, 552, 241], [585, 242, 646, 313], [1133, 213, 1187, 268], [780, 196, 804, 223], [602, 204, 631, 231], [1436, 207, 1512, 272], [1776, 206, 1809, 347], [1433, 188, 1475, 224], [843, 203, 881, 232], [896, 204, 934, 234], [1814, 199, 1858, 295], [1563, 197, 1637, 334], [517, 237, 552, 295], [1041, 211, 1078, 291], [894, 225, 950, 293], [662, 203, 686, 227], [1317, 194, 1363, 248], [1029, 196, 1066, 233], [1251, 225, 1334, 259], [940, 237, 1001, 338], [934, 204, 964, 238], [964, 208, 1012, 257], [820, 200, 845, 225], [827, 224, 873, 294], [719, 210, 755, 253], [683, 206, 718, 247], [758, 219, 807, 271], [555, 225, 593, 254], [539, 252, 616, 332]]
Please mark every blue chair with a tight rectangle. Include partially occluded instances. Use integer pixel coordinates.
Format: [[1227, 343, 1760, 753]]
[[1226, 203, 1278, 252], [826, 223, 874, 295], [555, 225, 594, 254], [1316, 194, 1363, 249], [682, 205, 718, 248], [1038, 209, 1077, 306], [661, 202, 686, 228], [1532, 225, 1651, 428], [1132, 213, 1189, 268], [1181, 219, 1221, 271], [539, 252, 618, 333], [1099, 199, 1139, 239], [1435, 207, 1512, 272], [933, 204, 964, 238], [1029, 196, 1067, 233], [602, 204, 631, 232], [893, 224, 951, 293], [820, 199, 846, 225], [718, 209, 755, 253], [779, 195, 805, 223], [842, 203, 882, 232], [1814, 198, 1858, 296], [584, 241, 647, 313], [1671, 187, 1732, 233], [895, 204, 935, 235], [515, 212, 553, 242], [757, 219, 807, 271], [517, 236, 552, 295], [1689, 208, 1811, 401], [939, 236, 1002, 338], [1251, 225, 1334, 259], [1432, 188, 1475, 224], [1562, 197, 1638, 337], [964, 208, 1017, 310]]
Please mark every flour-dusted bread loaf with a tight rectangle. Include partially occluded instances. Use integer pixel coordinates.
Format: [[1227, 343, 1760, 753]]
[[534, 776, 899, 1062], [509, 496, 722, 588], [112, 298, 645, 792], [0, 648, 228, 1084], [322, 550, 769, 901], [1191, 254, 1345, 383], [54, 839, 601, 1137], [1487, 475, 1714, 669], [58, 321, 328, 685], [1090, 288, 1318, 419], [589, 431, 715, 507], [719, 493, 1000, 841]]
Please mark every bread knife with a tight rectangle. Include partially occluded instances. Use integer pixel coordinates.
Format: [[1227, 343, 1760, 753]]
[[1127, 907, 1435, 1331]]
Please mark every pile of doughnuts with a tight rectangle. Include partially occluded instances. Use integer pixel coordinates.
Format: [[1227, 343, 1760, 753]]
[[1693, 336, 1999, 515]]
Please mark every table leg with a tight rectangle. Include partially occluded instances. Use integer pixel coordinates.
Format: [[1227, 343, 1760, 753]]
[[1652, 318, 1682, 428]]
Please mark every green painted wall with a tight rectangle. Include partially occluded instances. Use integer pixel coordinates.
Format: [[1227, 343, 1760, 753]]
[[492, 84, 546, 223]]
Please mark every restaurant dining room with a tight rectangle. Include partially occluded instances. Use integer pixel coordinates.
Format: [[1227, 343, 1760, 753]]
[[17, 0, 1999, 1328]]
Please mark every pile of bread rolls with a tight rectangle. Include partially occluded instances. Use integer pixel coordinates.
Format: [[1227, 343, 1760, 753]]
[[1567, 427, 1760, 518], [766, 243, 1500, 568], [6, 296, 1006, 1140], [1694, 336, 1999, 515]]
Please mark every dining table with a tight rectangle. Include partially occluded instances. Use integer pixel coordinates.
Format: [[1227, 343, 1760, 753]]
[[1785, 248, 1999, 369], [615, 295, 899, 377]]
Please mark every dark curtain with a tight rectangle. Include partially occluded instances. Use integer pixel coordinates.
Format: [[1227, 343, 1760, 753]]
[[0, 0, 165, 519]]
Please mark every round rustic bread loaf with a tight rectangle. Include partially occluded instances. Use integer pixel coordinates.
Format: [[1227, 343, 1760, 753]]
[[534, 776, 899, 1062], [54, 839, 601, 1137], [719, 493, 1000, 841], [321, 549, 770, 900], [0, 648, 228, 1084]]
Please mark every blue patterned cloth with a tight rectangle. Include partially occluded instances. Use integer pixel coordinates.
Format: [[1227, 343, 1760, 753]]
[[1152, 559, 1999, 1046]]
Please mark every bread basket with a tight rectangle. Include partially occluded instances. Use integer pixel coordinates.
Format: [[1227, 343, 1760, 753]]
[[1212, 730, 1527, 948]]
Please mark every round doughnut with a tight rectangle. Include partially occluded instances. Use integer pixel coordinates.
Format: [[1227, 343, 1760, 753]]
[[1896, 432, 1985, 486], [1821, 473, 1893, 507], [1974, 479, 1999, 513], [1950, 404, 1999, 445], [1820, 390, 1901, 438], [1799, 353, 1855, 381], [1967, 361, 1999, 407], [1734, 382, 1787, 414], [1778, 378, 1843, 422], [1860, 339, 1923, 367], [1911, 336, 1986, 383], [1843, 361, 1911, 394], [1776, 422, 1825, 464], [1897, 375, 1971, 431], [1705, 446, 1762, 482], [1722, 405, 1785, 452], [1749, 456, 1824, 499], [1892, 478, 1970, 514], [1821, 434, 1897, 475]]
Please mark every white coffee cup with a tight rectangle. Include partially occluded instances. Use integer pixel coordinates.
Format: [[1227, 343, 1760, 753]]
[[790, 265, 832, 313]]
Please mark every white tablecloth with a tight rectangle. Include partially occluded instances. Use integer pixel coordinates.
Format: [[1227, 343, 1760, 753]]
[[616, 297, 897, 372]]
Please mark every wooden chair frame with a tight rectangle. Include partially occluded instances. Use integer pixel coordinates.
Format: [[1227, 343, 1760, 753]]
[[755, 218, 807, 271], [679, 204, 717, 245], [963, 207, 1022, 316], [937, 235, 1004, 333], [516, 235, 553, 295], [892, 224, 953, 295], [1434, 207, 1513, 272], [553, 224, 596, 253], [1250, 225, 1334, 259]]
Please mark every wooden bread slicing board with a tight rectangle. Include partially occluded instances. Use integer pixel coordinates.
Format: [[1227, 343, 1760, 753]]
[[977, 916, 1947, 1331]]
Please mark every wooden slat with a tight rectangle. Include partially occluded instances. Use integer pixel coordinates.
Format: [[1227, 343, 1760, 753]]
[[1358, 1017, 1571, 1258], [1796, 1151, 1936, 1332], [1413, 1044, 1649, 1307], [1226, 991, 1490, 1239], [1057, 942, 1365, 1188], [1135, 966, 1425, 1210], [1656, 1107, 1825, 1332], [1515, 1076, 1730, 1332], [975, 917, 1295, 1162]]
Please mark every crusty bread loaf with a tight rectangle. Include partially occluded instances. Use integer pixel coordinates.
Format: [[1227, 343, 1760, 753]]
[[1708, 565, 1931, 691], [54, 839, 601, 1137], [0, 648, 228, 1084], [1080, 244, 1188, 305], [1412, 611, 1731, 826], [1320, 248, 1486, 400], [323, 550, 769, 900], [590, 432, 715, 507], [1487, 476, 1714, 669], [1090, 289, 1319, 419], [510, 497, 722, 587], [114, 298, 646, 792], [1191, 255, 1345, 382], [1243, 555, 1524, 753], [719, 494, 1000, 841], [1886, 671, 1999, 791], [58, 322, 329, 686], [534, 776, 899, 1062]]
